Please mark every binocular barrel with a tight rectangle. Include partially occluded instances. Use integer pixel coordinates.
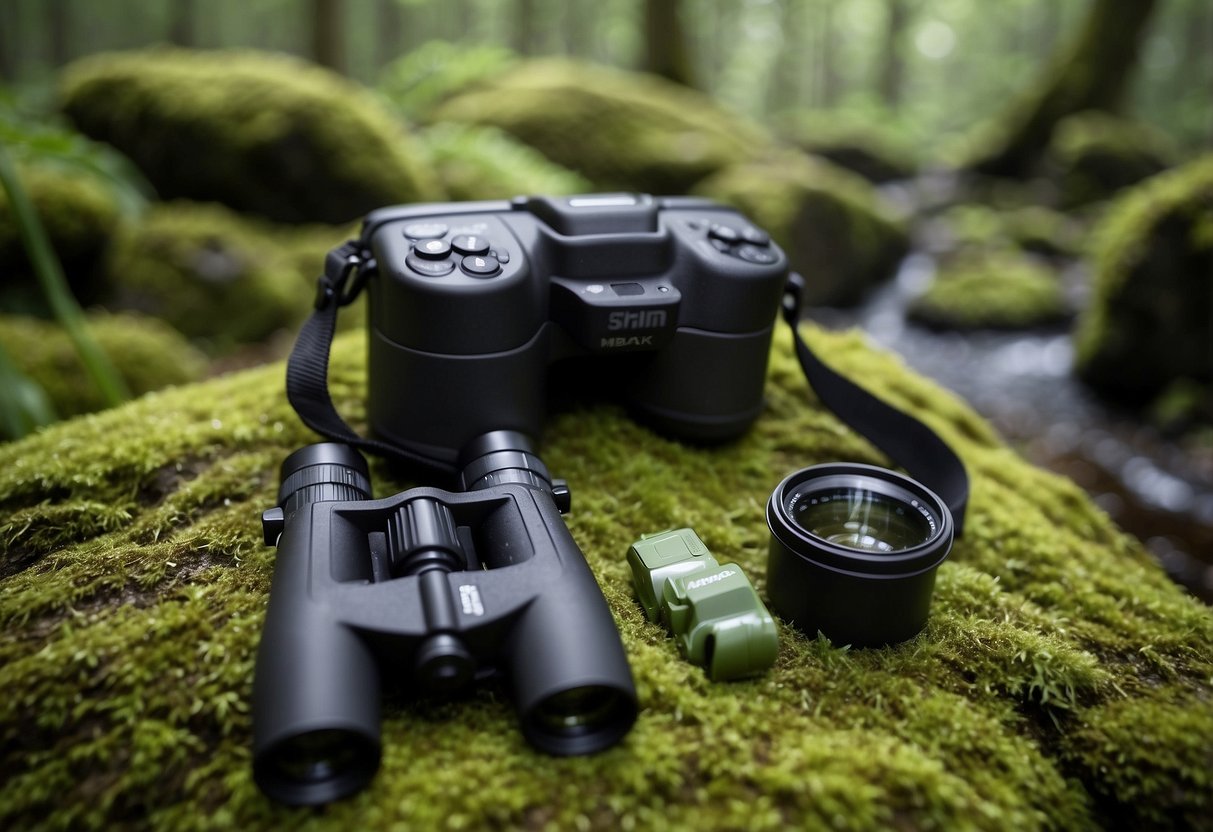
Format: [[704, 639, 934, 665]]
[[253, 444, 382, 806], [253, 440, 637, 805]]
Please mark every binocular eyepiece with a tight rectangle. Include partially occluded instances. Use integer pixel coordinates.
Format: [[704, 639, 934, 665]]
[[252, 435, 637, 805]]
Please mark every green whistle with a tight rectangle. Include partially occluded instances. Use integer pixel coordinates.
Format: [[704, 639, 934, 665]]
[[627, 528, 778, 681]]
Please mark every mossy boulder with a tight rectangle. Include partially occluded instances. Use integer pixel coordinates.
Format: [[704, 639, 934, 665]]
[[695, 153, 909, 306], [1074, 153, 1213, 403], [416, 123, 590, 201], [430, 58, 773, 194], [2, 323, 1210, 829], [775, 111, 917, 183], [0, 311, 207, 419], [0, 163, 121, 310], [59, 48, 442, 224], [104, 201, 312, 353], [1046, 111, 1173, 209], [927, 203, 1084, 259], [909, 250, 1070, 330], [378, 40, 519, 123]]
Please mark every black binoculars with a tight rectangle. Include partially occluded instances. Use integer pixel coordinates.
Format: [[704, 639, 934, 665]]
[[252, 432, 637, 805]]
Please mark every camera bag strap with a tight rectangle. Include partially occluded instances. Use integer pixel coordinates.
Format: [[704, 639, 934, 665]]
[[286, 250, 968, 531]]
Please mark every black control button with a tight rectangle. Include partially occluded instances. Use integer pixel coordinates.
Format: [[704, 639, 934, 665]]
[[735, 244, 779, 265], [414, 238, 452, 260], [403, 222, 448, 240], [708, 224, 740, 244], [451, 234, 491, 256], [742, 227, 771, 246], [460, 254, 500, 278], [406, 253, 456, 277], [612, 283, 644, 296], [490, 249, 511, 264]]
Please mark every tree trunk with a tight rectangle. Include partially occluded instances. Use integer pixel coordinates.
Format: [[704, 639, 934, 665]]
[[376, 0, 403, 67], [47, 0, 70, 68], [878, 0, 910, 111], [643, 0, 696, 88], [512, 0, 535, 55], [169, 0, 196, 47], [968, 0, 1162, 177], [311, 0, 346, 73]]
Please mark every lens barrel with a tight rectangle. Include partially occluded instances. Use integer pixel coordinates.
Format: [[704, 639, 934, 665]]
[[766, 463, 953, 647]]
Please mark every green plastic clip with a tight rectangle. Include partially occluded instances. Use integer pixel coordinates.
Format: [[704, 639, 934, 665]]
[[627, 528, 778, 680]]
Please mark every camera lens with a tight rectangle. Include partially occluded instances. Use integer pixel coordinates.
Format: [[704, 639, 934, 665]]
[[256, 728, 379, 806], [787, 481, 937, 554], [766, 464, 953, 647]]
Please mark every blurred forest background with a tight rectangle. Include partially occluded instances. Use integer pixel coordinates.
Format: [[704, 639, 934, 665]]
[[0, 0, 1211, 600]]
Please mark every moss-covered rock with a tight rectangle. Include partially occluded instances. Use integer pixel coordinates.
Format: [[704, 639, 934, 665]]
[[1074, 153, 1213, 403], [694, 152, 909, 306], [430, 58, 773, 194], [378, 40, 519, 123], [59, 48, 442, 224], [929, 203, 1084, 259], [416, 123, 591, 201], [1046, 111, 1173, 209], [0, 311, 206, 418], [0, 163, 122, 310], [104, 201, 312, 353], [775, 111, 917, 183], [909, 250, 1070, 330], [2, 321, 1209, 829]]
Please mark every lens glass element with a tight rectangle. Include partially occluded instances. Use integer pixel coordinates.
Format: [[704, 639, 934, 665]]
[[272, 729, 362, 784], [533, 686, 624, 737], [789, 483, 935, 553]]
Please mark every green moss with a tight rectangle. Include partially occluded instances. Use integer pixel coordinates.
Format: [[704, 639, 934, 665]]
[[909, 251, 1070, 330], [0, 311, 207, 419], [416, 123, 591, 201], [0, 162, 122, 310], [59, 47, 442, 224], [694, 152, 909, 306], [774, 110, 917, 184], [1046, 111, 1173, 208], [103, 201, 313, 353], [1074, 153, 1213, 403], [933, 203, 1083, 259], [1, 321, 1209, 829], [430, 58, 773, 194], [378, 40, 519, 123]]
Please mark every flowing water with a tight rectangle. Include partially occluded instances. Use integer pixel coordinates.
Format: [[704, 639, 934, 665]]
[[807, 252, 1213, 604]]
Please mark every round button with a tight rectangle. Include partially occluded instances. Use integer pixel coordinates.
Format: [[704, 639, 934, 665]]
[[403, 222, 449, 240], [460, 254, 501, 278], [414, 238, 452, 260], [490, 249, 511, 265], [451, 234, 491, 256], [742, 227, 771, 246], [735, 244, 778, 265], [708, 224, 740, 244], [406, 253, 455, 277]]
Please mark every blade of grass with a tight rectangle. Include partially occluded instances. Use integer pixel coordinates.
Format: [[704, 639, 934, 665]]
[[0, 340, 57, 440], [0, 142, 129, 407]]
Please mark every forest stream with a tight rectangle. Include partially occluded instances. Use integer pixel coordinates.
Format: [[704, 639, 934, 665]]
[[809, 233, 1213, 605]]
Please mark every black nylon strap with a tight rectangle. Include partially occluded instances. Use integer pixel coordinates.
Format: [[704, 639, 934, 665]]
[[285, 242, 459, 478], [780, 273, 969, 533]]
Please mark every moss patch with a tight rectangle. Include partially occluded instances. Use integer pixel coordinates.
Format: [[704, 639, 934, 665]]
[[103, 201, 313, 353], [694, 152, 909, 306], [909, 250, 1070, 330], [416, 123, 590, 201], [59, 47, 442, 224], [774, 110, 917, 184], [0, 162, 121, 311], [0, 311, 207, 419], [1, 322, 1209, 829], [378, 40, 519, 123], [431, 58, 772, 194], [1046, 111, 1173, 209], [1074, 153, 1213, 403]]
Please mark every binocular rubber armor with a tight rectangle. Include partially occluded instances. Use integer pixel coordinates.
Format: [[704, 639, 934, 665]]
[[252, 433, 637, 805]]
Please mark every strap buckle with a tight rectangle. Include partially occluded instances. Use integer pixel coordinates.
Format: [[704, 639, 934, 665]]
[[314, 242, 368, 310]]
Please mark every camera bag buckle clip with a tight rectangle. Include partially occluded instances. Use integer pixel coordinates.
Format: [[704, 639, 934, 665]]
[[314, 241, 368, 310]]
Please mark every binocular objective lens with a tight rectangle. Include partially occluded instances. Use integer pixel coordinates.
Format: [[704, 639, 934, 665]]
[[271, 729, 364, 784], [533, 686, 626, 737], [789, 485, 935, 553]]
